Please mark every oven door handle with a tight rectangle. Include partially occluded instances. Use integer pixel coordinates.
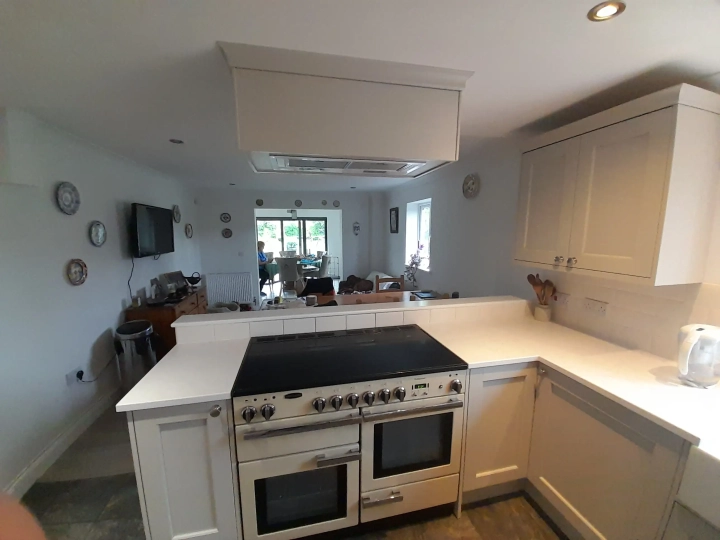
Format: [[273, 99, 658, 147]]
[[362, 491, 404, 509], [242, 415, 361, 440], [315, 450, 361, 469], [361, 399, 463, 422]]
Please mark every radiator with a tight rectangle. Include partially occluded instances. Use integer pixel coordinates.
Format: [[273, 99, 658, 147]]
[[206, 272, 254, 305]]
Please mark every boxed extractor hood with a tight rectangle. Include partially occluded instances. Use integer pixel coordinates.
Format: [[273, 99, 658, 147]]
[[218, 42, 473, 178]]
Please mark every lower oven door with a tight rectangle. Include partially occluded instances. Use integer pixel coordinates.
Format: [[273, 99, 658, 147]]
[[239, 443, 360, 540], [361, 395, 464, 491]]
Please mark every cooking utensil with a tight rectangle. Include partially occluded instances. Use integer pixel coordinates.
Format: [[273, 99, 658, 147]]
[[527, 274, 544, 302]]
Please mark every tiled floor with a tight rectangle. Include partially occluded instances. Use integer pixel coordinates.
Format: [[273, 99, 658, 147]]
[[24, 472, 561, 540], [22, 473, 144, 540]]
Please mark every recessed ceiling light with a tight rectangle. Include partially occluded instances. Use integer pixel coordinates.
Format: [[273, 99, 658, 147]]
[[169, 138, 184, 144], [587, 1, 625, 21]]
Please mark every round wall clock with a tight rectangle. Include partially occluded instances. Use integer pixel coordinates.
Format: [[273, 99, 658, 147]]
[[66, 259, 88, 286], [222, 228, 233, 238], [220, 212, 231, 223], [462, 174, 480, 199], [89, 221, 106, 247], [185, 224, 193, 238], [172, 205, 181, 223], [333, 200, 340, 208], [56, 182, 81, 215]]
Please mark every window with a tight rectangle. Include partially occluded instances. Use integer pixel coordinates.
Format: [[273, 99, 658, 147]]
[[405, 198, 431, 270], [256, 218, 327, 255]]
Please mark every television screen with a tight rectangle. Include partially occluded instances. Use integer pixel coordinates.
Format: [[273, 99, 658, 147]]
[[130, 203, 175, 258]]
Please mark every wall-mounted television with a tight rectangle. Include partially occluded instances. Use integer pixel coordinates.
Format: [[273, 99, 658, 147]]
[[130, 203, 175, 258]]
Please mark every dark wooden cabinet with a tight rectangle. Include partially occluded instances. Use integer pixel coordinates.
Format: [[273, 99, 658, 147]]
[[126, 287, 207, 359]]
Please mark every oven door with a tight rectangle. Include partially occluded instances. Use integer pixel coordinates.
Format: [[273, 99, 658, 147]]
[[361, 395, 464, 491], [239, 443, 360, 540]]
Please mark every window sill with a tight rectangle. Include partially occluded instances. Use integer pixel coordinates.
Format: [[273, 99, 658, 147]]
[[418, 267, 431, 273]]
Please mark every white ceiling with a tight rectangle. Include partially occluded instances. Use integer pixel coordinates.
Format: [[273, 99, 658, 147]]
[[2, 0, 720, 192]]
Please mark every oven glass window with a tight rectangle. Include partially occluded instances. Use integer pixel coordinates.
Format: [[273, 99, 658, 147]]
[[374, 412, 453, 478], [254, 466, 347, 535]]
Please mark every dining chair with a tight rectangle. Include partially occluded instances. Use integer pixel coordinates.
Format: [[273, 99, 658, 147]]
[[276, 257, 301, 295], [375, 275, 404, 292], [303, 255, 329, 279]]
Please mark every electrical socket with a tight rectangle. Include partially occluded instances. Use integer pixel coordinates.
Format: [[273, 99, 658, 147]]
[[554, 292, 570, 306], [65, 367, 82, 386], [583, 297, 608, 316]]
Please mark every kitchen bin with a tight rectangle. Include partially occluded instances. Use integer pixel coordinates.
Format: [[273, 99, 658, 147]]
[[115, 320, 157, 395]]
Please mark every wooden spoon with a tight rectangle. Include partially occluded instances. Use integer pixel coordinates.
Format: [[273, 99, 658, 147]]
[[527, 274, 544, 302], [542, 280, 556, 305]]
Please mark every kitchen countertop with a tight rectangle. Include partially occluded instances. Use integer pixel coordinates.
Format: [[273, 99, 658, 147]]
[[116, 317, 720, 460]]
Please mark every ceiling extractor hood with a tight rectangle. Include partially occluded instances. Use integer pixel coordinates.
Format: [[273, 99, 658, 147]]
[[218, 42, 473, 178]]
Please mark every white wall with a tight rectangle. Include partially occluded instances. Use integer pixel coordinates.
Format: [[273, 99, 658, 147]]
[[254, 208, 343, 278], [197, 189, 372, 301], [377, 139, 522, 296], [0, 111, 201, 493]]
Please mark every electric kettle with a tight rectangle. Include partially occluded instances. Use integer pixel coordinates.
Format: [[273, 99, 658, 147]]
[[677, 324, 720, 388]]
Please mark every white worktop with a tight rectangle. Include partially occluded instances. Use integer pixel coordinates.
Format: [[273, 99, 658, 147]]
[[117, 309, 720, 461]]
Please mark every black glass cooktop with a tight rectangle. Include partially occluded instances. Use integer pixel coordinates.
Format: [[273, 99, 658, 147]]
[[231, 324, 467, 397]]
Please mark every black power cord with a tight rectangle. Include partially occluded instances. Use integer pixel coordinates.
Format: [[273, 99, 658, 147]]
[[127, 257, 135, 300], [76, 356, 115, 384]]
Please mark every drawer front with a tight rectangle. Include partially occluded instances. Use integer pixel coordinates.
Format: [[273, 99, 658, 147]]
[[235, 412, 360, 462], [197, 288, 207, 304], [361, 474, 458, 523]]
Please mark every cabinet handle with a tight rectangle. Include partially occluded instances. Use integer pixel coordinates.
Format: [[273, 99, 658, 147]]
[[209, 405, 222, 418], [567, 257, 577, 265], [554, 256, 564, 263], [362, 491, 404, 509]]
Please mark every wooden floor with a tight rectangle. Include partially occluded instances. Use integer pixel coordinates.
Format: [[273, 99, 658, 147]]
[[317, 496, 564, 540]]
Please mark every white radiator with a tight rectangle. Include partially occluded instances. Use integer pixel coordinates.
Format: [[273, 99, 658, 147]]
[[207, 273, 254, 305]]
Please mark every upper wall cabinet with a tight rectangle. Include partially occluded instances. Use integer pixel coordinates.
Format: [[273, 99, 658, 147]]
[[515, 84, 720, 285]]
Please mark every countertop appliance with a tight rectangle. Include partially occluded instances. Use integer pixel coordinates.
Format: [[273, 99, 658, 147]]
[[232, 325, 468, 540], [678, 324, 720, 388]]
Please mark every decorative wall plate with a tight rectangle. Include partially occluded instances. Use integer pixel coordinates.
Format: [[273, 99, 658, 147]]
[[56, 182, 81, 215], [185, 223, 193, 238], [172, 205, 181, 223], [222, 228, 233, 238], [333, 200, 340, 208], [220, 212, 231, 223], [321, 200, 327, 206], [462, 173, 481, 199], [295, 200, 303, 207], [89, 221, 106, 247], [256, 199, 264, 207], [66, 259, 88, 285]]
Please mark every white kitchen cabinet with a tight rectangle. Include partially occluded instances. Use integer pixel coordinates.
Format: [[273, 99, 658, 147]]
[[462, 364, 536, 492], [130, 401, 240, 540], [515, 84, 720, 285], [514, 139, 579, 267], [662, 503, 720, 540], [528, 367, 687, 540]]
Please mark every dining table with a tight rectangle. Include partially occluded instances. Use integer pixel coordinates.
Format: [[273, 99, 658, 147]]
[[264, 258, 321, 280]]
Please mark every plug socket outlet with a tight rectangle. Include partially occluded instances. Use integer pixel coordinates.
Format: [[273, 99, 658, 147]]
[[66, 367, 82, 386]]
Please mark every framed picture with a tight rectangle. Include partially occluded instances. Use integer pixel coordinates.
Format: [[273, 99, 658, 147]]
[[390, 207, 399, 234]]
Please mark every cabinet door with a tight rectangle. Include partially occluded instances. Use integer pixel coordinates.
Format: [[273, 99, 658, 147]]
[[528, 368, 684, 540], [663, 503, 720, 540], [132, 401, 239, 540], [515, 138, 579, 265], [568, 108, 675, 277], [463, 365, 536, 492]]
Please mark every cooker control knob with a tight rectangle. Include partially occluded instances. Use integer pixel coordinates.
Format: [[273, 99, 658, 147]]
[[260, 404, 275, 420], [312, 397, 326, 413], [394, 387, 406, 402], [330, 395, 343, 411], [241, 406, 257, 423], [378, 388, 391, 404], [363, 391, 375, 406], [450, 379, 463, 393], [346, 393, 360, 408]]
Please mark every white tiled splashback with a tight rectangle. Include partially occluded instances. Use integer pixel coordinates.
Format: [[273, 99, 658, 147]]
[[174, 299, 530, 345], [545, 272, 720, 360]]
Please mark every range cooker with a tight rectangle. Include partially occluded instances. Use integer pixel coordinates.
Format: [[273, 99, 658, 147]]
[[231, 324, 468, 540]]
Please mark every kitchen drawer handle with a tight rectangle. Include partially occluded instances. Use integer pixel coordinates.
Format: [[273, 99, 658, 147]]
[[315, 450, 361, 469], [209, 405, 222, 418], [362, 491, 404, 509], [243, 416, 361, 440], [361, 399, 463, 422]]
